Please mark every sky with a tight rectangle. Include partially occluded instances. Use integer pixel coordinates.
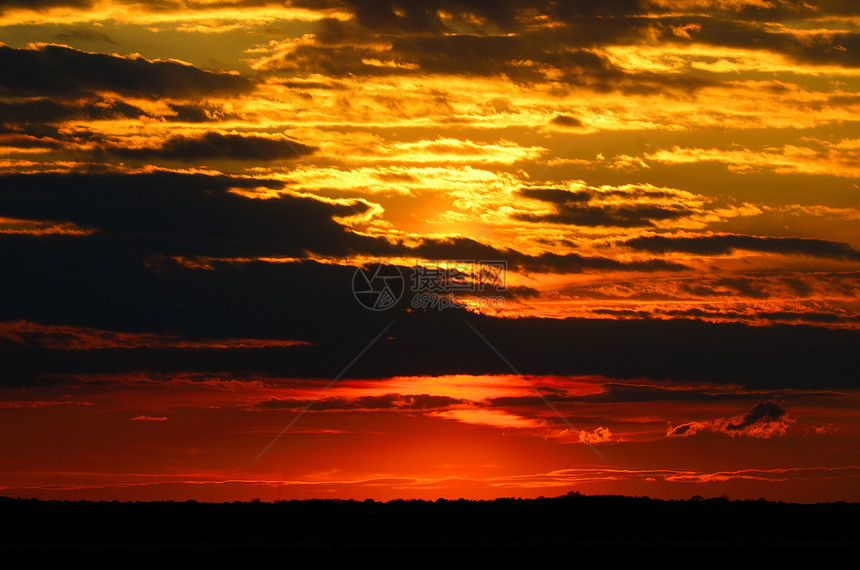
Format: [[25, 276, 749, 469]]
[[1, 0, 859, 503]]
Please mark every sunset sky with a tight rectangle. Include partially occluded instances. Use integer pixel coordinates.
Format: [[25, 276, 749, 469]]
[[1, 0, 859, 503]]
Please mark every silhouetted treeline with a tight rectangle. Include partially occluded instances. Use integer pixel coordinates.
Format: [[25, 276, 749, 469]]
[[1, 493, 857, 554]]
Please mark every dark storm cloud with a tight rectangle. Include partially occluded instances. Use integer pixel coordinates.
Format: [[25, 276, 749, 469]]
[[253, 1, 860, 86], [0, 172, 380, 258], [514, 204, 688, 228], [0, 98, 149, 136], [658, 307, 854, 325], [164, 103, 239, 123], [0, 44, 251, 99], [713, 278, 770, 299], [0, 0, 92, 10], [680, 277, 771, 299], [488, 383, 827, 408], [514, 187, 693, 228], [0, 0, 293, 13], [322, 0, 860, 68], [257, 393, 466, 411], [312, 0, 649, 33], [658, 13, 860, 68], [406, 236, 687, 274], [725, 401, 787, 432], [53, 29, 117, 45], [0, 172, 680, 281], [625, 234, 860, 261], [549, 114, 583, 128], [0, 99, 236, 142], [518, 251, 686, 273], [783, 277, 813, 297], [758, 311, 853, 324], [667, 401, 793, 438], [0, 133, 62, 149], [109, 132, 317, 162], [440, 316, 860, 389], [2, 250, 859, 390], [262, 18, 712, 93]]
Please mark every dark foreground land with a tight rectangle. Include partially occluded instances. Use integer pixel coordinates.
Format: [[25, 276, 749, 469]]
[[1, 494, 857, 559]]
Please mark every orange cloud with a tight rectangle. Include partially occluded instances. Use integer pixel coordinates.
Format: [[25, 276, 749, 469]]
[[578, 426, 614, 444]]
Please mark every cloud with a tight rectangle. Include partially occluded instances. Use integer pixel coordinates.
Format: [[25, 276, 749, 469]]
[[625, 234, 860, 261], [658, 13, 860, 69], [0, 133, 62, 150], [257, 393, 466, 411], [514, 186, 703, 228], [163, 103, 238, 123], [578, 426, 614, 444], [0, 0, 93, 11], [0, 44, 251, 99], [0, 171, 681, 276], [667, 401, 794, 438], [54, 28, 116, 45], [407, 236, 688, 274], [549, 114, 584, 128], [131, 415, 167, 421], [3, 273, 860, 389], [432, 408, 543, 429], [0, 171, 379, 258], [514, 251, 687, 273], [709, 277, 770, 299], [109, 132, 316, 162], [0, 320, 308, 350], [0, 98, 149, 137], [253, 19, 713, 94]]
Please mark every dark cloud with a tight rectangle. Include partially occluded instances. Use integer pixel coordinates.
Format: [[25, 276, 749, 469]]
[[308, 0, 650, 33], [758, 311, 850, 324], [0, 0, 299, 13], [515, 187, 694, 228], [489, 383, 776, 408], [658, 307, 857, 326], [0, 172, 381, 259], [549, 114, 583, 128], [109, 132, 316, 162], [0, 98, 148, 137], [679, 277, 771, 299], [0, 133, 62, 150], [0, 0, 93, 10], [406, 235, 687, 274], [667, 401, 793, 438], [164, 103, 239, 123], [326, 0, 860, 70], [257, 393, 466, 411], [0, 44, 251, 99], [0, 99, 236, 142], [725, 401, 786, 432], [659, 14, 860, 68], [516, 251, 686, 273], [260, 21, 713, 93], [0, 172, 682, 285], [625, 234, 860, 261], [2, 253, 859, 390], [713, 278, 770, 299], [53, 29, 116, 45], [783, 277, 813, 297], [252, 0, 860, 93]]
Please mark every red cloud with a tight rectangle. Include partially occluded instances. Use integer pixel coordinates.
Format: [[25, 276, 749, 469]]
[[667, 402, 794, 439]]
